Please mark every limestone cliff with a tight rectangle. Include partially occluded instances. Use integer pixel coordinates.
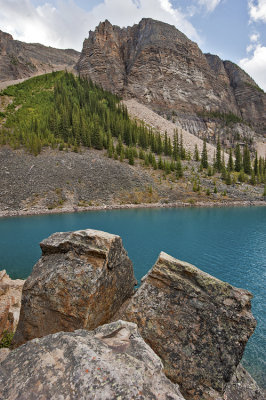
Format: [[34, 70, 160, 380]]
[[0, 30, 80, 82], [77, 18, 266, 137]]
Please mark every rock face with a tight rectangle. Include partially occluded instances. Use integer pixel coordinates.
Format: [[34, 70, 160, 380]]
[[0, 30, 80, 82], [223, 60, 266, 133], [0, 270, 24, 338], [224, 364, 265, 400], [0, 320, 185, 400], [12, 229, 136, 347], [117, 252, 257, 400], [77, 18, 266, 135]]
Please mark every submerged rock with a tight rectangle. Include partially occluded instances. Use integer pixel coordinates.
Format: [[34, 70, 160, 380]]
[[0, 320, 185, 400], [0, 270, 24, 339], [117, 252, 257, 399], [12, 229, 136, 347]]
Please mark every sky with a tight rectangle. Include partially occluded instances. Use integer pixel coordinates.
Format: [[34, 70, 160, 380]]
[[0, 0, 265, 91]]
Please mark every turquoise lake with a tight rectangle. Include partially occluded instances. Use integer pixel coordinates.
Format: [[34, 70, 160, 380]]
[[0, 206, 265, 387]]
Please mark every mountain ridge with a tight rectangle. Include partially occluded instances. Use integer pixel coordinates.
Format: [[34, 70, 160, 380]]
[[0, 29, 80, 82], [77, 18, 266, 137]]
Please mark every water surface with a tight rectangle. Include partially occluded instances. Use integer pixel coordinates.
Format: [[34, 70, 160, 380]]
[[1, 206, 265, 386]]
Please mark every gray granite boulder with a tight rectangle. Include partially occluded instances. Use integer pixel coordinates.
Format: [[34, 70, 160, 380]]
[[1, 320, 185, 400], [116, 252, 257, 399]]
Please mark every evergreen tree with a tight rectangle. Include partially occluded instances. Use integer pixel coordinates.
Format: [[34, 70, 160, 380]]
[[158, 156, 163, 170], [250, 170, 256, 185], [176, 160, 183, 178], [215, 137, 222, 172], [128, 148, 134, 165], [180, 134, 186, 160], [168, 137, 172, 157], [173, 131, 179, 161], [243, 144, 251, 174], [227, 148, 234, 172], [201, 140, 208, 169], [254, 152, 258, 176], [234, 144, 242, 172], [164, 132, 168, 156], [225, 171, 232, 185], [107, 139, 113, 158], [194, 144, 199, 161]]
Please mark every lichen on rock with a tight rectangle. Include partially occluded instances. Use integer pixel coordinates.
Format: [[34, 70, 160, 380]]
[[1, 320, 186, 400], [116, 251, 257, 399], [12, 229, 136, 347]]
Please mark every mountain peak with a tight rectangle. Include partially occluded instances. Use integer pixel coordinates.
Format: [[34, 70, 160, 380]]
[[77, 19, 266, 134]]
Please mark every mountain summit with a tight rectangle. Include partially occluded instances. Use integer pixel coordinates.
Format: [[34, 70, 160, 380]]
[[77, 18, 266, 135]]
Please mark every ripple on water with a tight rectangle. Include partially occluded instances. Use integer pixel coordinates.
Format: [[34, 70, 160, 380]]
[[0, 206, 265, 387]]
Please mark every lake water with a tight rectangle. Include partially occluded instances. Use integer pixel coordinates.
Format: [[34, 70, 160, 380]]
[[0, 206, 265, 387]]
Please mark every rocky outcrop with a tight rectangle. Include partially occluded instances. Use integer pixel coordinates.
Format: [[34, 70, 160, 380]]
[[223, 60, 266, 133], [0, 30, 80, 82], [12, 229, 136, 347], [0, 270, 24, 338], [77, 18, 265, 135], [116, 251, 257, 400], [1, 320, 185, 400]]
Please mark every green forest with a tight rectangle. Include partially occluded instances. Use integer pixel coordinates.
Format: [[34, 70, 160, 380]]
[[0, 71, 265, 187]]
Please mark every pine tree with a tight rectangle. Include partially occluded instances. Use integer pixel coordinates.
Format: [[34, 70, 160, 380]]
[[243, 144, 251, 174], [254, 152, 258, 176], [180, 134, 186, 160], [119, 146, 124, 162], [107, 139, 113, 158], [176, 160, 183, 178], [215, 137, 222, 172], [227, 148, 234, 172], [152, 155, 157, 170], [173, 131, 179, 161], [168, 137, 172, 156], [201, 140, 208, 169], [225, 171, 232, 185], [158, 156, 163, 170], [116, 135, 123, 155], [128, 148, 134, 165], [234, 144, 242, 172], [164, 132, 168, 156], [194, 144, 199, 161]]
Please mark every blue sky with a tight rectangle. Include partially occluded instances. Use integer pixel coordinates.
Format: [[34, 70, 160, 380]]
[[0, 0, 265, 90]]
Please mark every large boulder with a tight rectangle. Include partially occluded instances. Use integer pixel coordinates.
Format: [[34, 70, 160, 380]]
[[224, 364, 265, 400], [116, 252, 257, 400], [0, 270, 24, 339], [12, 229, 136, 347], [0, 320, 185, 400]]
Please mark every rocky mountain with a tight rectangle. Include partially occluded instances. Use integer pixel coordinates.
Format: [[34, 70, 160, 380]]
[[77, 18, 266, 141], [0, 30, 80, 82]]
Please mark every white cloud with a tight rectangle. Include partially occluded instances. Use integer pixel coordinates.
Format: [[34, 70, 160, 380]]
[[0, 0, 200, 51], [196, 0, 221, 13], [239, 44, 266, 91], [248, 0, 266, 23], [246, 44, 255, 52], [250, 32, 260, 42]]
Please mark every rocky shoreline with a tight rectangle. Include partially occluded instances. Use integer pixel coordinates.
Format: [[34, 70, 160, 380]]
[[1, 228, 265, 399], [0, 199, 265, 219]]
